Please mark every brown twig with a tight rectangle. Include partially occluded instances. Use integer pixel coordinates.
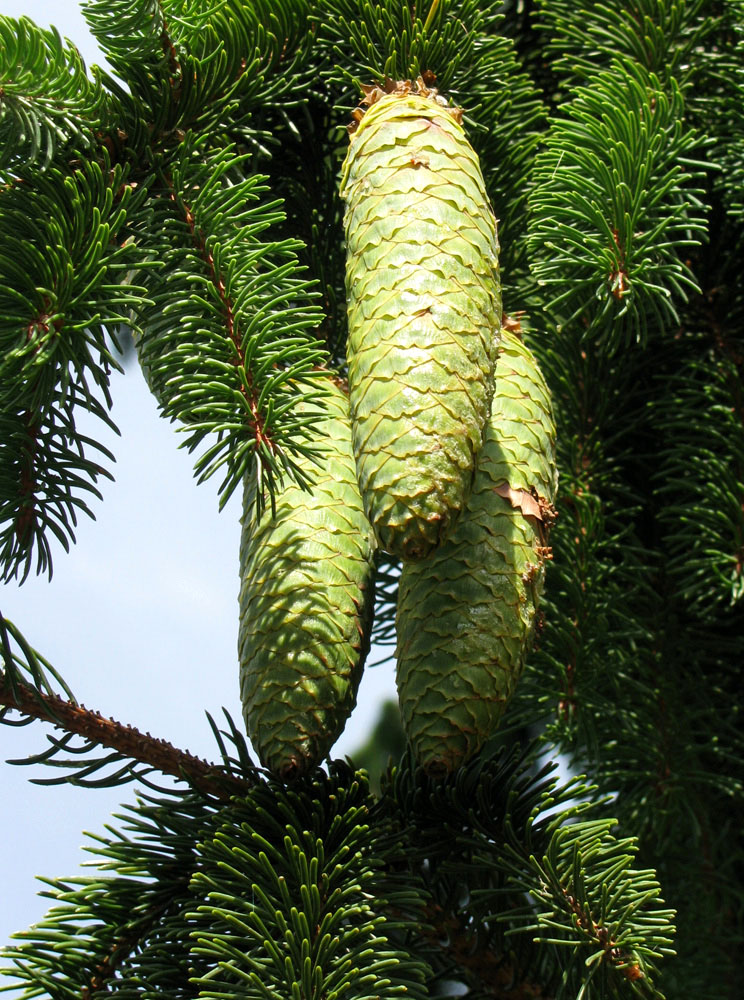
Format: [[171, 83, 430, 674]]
[[0, 675, 252, 801]]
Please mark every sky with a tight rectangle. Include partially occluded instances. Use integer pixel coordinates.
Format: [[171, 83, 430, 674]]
[[0, 1, 397, 961]]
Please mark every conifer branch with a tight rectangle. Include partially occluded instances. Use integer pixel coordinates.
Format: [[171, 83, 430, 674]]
[[161, 170, 274, 459], [0, 675, 252, 801], [2, 785, 219, 998], [132, 136, 327, 515], [78, 896, 178, 1000]]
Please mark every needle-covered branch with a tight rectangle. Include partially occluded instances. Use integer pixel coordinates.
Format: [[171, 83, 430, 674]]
[[0, 15, 107, 171], [132, 134, 328, 513], [81, 0, 316, 138], [528, 60, 708, 346], [0, 615, 252, 800], [0, 156, 149, 581]]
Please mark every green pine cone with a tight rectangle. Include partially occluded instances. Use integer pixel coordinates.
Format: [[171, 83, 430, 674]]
[[238, 379, 377, 780], [340, 88, 502, 560], [395, 329, 558, 776]]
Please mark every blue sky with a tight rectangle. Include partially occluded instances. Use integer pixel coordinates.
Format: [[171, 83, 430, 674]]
[[0, 1, 396, 957]]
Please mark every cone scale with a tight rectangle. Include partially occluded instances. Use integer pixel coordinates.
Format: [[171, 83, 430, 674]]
[[340, 88, 502, 560], [238, 380, 377, 780], [395, 330, 558, 775]]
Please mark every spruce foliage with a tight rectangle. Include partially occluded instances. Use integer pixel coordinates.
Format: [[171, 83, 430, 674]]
[[1, 1, 743, 998]]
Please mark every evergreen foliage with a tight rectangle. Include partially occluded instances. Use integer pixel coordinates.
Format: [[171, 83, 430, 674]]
[[527, 61, 707, 342], [1, 1, 743, 998], [0, 153, 148, 581], [0, 17, 105, 169]]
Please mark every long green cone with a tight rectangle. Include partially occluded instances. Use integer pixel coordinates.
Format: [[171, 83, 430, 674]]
[[238, 380, 377, 780], [395, 330, 558, 775], [340, 89, 502, 560]]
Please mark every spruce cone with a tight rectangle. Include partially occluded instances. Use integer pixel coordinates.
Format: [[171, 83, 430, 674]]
[[340, 87, 501, 560], [238, 380, 376, 780], [395, 330, 557, 775]]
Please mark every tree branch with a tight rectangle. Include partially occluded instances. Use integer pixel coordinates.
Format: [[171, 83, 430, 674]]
[[0, 675, 252, 801]]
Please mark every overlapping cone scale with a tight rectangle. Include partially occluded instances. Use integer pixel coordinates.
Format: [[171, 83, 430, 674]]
[[238, 380, 377, 780], [395, 330, 558, 776], [340, 91, 501, 560]]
